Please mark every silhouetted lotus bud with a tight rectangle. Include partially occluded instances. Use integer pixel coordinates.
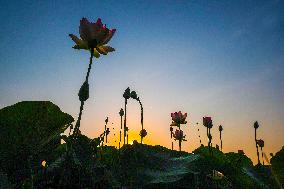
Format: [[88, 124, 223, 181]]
[[123, 87, 131, 99], [119, 108, 124, 116], [78, 81, 89, 101], [105, 117, 109, 124], [257, 139, 264, 148], [203, 117, 213, 128], [130, 91, 138, 100], [140, 129, 147, 138], [254, 121, 259, 129], [218, 125, 223, 132], [106, 128, 110, 135]]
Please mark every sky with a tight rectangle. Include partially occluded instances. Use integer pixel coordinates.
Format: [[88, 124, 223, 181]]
[[0, 0, 283, 164]]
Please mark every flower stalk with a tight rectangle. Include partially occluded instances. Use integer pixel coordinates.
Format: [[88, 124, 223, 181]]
[[171, 111, 187, 151], [219, 125, 223, 151], [254, 121, 261, 165], [123, 87, 131, 145], [73, 50, 94, 135]]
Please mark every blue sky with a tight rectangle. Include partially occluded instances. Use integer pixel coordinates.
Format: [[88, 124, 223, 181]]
[[0, 0, 283, 163]]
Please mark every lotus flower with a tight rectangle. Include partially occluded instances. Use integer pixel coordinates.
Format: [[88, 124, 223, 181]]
[[203, 117, 213, 128], [140, 129, 147, 138], [173, 129, 186, 141], [171, 111, 187, 125], [69, 18, 116, 58]]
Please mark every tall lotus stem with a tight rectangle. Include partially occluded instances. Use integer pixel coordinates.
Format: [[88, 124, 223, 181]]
[[138, 99, 144, 143], [123, 87, 131, 145], [203, 117, 213, 155], [73, 51, 94, 135], [254, 121, 260, 165], [219, 125, 223, 151], [119, 108, 124, 149], [130, 90, 146, 143], [170, 126, 173, 150], [257, 139, 265, 165], [104, 117, 108, 143]]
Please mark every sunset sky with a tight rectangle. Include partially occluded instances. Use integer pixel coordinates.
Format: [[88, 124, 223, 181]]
[[0, 0, 283, 164]]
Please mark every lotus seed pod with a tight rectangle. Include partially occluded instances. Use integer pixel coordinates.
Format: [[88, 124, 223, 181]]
[[130, 91, 138, 99]]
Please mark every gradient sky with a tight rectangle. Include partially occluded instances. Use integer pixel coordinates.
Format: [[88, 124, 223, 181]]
[[1, 0, 283, 164]]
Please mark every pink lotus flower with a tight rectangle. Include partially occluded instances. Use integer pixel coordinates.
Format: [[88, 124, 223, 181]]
[[173, 129, 186, 141], [171, 111, 187, 125], [140, 129, 147, 138], [69, 18, 116, 58], [203, 117, 213, 128]]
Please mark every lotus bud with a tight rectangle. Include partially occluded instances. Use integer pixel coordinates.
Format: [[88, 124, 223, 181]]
[[219, 125, 223, 132], [106, 128, 110, 135], [254, 121, 259, 129], [123, 87, 131, 99], [78, 81, 89, 101], [119, 108, 124, 117]]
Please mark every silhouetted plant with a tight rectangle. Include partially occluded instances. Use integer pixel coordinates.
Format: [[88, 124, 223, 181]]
[[69, 18, 116, 135], [119, 108, 124, 149], [253, 121, 261, 165], [123, 87, 131, 145], [130, 90, 147, 143], [170, 111, 187, 151], [203, 117, 213, 155], [170, 126, 174, 150], [218, 125, 223, 151], [257, 139, 265, 165], [104, 117, 109, 144]]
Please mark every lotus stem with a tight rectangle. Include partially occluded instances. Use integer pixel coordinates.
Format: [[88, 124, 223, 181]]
[[255, 128, 260, 165], [138, 98, 144, 143], [73, 50, 94, 135], [123, 98, 127, 145], [219, 131, 223, 152]]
